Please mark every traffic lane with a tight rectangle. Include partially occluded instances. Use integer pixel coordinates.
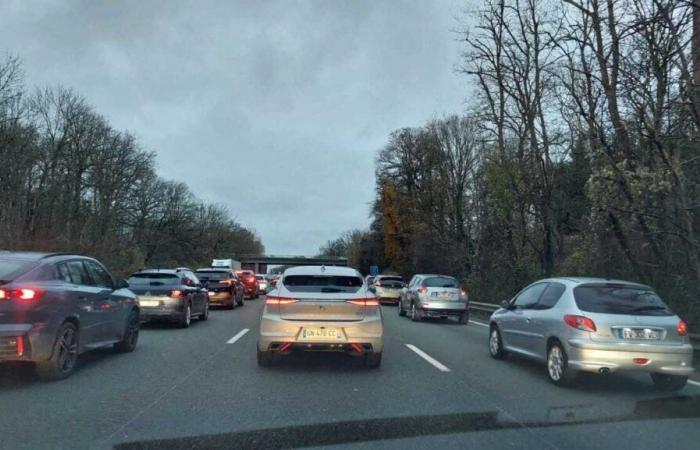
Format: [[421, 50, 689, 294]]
[[0, 299, 261, 450], [383, 306, 700, 428], [111, 303, 543, 449]]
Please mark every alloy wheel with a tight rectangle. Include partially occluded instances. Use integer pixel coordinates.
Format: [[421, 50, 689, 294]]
[[58, 328, 78, 373], [489, 329, 499, 356], [548, 345, 564, 381]]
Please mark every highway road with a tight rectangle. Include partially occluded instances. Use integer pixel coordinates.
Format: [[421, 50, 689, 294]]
[[1, 296, 699, 449]]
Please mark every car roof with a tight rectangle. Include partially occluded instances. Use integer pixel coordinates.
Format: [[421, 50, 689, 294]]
[[0, 251, 84, 261], [412, 274, 455, 278], [284, 265, 360, 277], [195, 268, 231, 272], [133, 268, 179, 275], [376, 274, 402, 278], [538, 277, 650, 288]]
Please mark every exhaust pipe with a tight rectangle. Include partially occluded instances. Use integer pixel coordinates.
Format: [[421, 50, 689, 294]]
[[598, 367, 610, 375]]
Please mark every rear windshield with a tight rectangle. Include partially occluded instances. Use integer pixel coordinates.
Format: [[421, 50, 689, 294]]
[[283, 275, 363, 293], [0, 258, 37, 282], [196, 271, 229, 281], [256, 275, 265, 280], [423, 276, 459, 288], [128, 273, 180, 285], [573, 284, 673, 316], [377, 277, 404, 287]]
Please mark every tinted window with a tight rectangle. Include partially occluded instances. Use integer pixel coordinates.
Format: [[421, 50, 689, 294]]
[[422, 276, 458, 288], [573, 284, 673, 316], [283, 275, 363, 293], [0, 258, 37, 282], [535, 283, 566, 310], [26, 264, 57, 281], [56, 263, 72, 283], [196, 271, 230, 281], [182, 271, 199, 286], [128, 273, 180, 286], [377, 277, 403, 288], [65, 260, 90, 285], [84, 261, 114, 289], [513, 283, 547, 308]]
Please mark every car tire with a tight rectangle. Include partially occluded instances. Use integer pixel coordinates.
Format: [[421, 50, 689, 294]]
[[257, 347, 274, 367], [200, 301, 209, 321], [489, 325, 506, 359], [458, 312, 469, 325], [410, 303, 422, 322], [650, 372, 688, 392], [398, 300, 406, 317], [178, 303, 192, 328], [547, 341, 577, 386], [36, 322, 79, 381], [114, 310, 140, 353], [365, 352, 382, 368]]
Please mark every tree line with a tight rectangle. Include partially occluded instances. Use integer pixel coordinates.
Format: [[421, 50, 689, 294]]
[[0, 56, 263, 276], [319, 0, 700, 327]]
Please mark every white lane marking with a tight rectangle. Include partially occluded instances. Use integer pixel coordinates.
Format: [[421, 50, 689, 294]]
[[226, 328, 250, 344], [405, 344, 451, 372], [688, 379, 700, 388], [469, 320, 489, 328]]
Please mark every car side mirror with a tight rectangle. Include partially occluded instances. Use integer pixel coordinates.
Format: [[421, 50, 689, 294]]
[[500, 300, 511, 310], [116, 279, 129, 289]]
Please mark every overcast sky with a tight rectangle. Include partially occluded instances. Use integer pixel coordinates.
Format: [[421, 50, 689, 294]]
[[1, 0, 471, 255]]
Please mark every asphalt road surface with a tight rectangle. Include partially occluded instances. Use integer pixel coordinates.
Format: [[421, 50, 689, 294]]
[[2, 296, 699, 449]]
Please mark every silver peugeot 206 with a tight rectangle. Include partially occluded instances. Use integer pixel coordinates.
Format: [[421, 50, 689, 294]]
[[489, 277, 694, 390], [257, 265, 383, 368]]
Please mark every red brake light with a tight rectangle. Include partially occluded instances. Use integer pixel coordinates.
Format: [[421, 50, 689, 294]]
[[633, 358, 649, 365], [677, 320, 688, 336], [418, 287, 428, 294], [564, 314, 597, 332], [266, 296, 299, 305], [170, 290, 183, 298], [460, 289, 468, 297], [347, 298, 380, 306], [16, 335, 24, 356], [0, 288, 43, 302]]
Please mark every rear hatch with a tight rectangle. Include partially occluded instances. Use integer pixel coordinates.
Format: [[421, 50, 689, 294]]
[[0, 257, 42, 321], [195, 270, 232, 292], [573, 283, 684, 345], [127, 273, 181, 297], [375, 277, 403, 294], [422, 276, 462, 302], [277, 274, 368, 322]]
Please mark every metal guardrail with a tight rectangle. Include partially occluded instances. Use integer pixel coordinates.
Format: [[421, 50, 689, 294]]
[[468, 301, 700, 345]]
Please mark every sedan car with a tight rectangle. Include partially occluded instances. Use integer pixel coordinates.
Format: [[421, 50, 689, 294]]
[[257, 265, 383, 368], [236, 270, 259, 299], [0, 251, 140, 381], [195, 268, 244, 309], [398, 274, 469, 323], [370, 274, 404, 305], [127, 269, 208, 328], [488, 278, 694, 390]]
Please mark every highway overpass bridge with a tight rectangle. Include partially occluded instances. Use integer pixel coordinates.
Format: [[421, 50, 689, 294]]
[[239, 255, 348, 274]]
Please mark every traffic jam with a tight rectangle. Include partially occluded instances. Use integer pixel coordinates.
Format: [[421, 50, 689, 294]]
[[0, 251, 694, 390]]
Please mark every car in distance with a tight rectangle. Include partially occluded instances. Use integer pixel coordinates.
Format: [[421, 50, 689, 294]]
[[195, 267, 244, 308], [256, 274, 269, 292], [398, 274, 469, 323], [370, 274, 404, 305], [236, 270, 260, 299], [0, 251, 140, 381], [257, 265, 383, 368], [488, 278, 694, 390], [128, 269, 208, 328]]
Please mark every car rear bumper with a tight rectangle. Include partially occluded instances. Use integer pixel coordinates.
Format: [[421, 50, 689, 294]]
[[258, 315, 384, 353], [207, 292, 234, 305], [567, 339, 694, 376], [420, 303, 468, 317], [0, 323, 56, 362], [139, 302, 186, 321]]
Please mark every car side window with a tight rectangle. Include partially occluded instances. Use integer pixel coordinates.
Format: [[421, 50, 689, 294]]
[[535, 282, 566, 310], [185, 271, 200, 286], [512, 283, 548, 309], [28, 264, 57, 281], [56, 263, 72, 283], [65, 260, 90, 286], [84, 260, 114, 289]]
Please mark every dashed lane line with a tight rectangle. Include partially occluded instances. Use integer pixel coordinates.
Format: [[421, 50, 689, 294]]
[[405, 344, 451, 372], [226, 328, 250, 344]]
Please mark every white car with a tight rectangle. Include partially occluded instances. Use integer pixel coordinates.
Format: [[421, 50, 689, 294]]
[[257, 266, 383, 367]]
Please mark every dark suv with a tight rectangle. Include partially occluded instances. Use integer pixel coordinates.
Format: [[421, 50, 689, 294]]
[[0, 252, 140, 381], [127, 269, 209, 327], [195, 268, 244, 309]]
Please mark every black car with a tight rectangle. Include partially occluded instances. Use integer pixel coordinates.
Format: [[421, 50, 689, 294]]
[[195, 268, 245, 308], [0, 251, 140, 381], [127, 269, 209, 327]]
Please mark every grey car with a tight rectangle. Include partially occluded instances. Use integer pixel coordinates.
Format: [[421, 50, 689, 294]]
[[128, 269, 209, 328], [488, 277, 694, 390], [398, 274, 469, 324], [370, 275, 405, 305], [0, 251, 140, 381]]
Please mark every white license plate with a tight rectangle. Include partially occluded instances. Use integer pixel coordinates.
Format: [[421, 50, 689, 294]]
[[299, 327, 344, 341], [139, 300, 160, 307], [622, 328, 660, 340]]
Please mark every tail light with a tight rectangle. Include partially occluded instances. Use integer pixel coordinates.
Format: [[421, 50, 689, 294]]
[[170, 290, 183, 298], [346, 298, 380, 306], [245, 277, 255, 284], [418, 287, 428, 294], [0, 288, 43, 302], [350, 343, 364, 353], [677, 320, 688, 336], [564, 315, 597, 332], [375, 280, 382, 287], [460, 288, 468, 297], [278, 342, 293, 352], [220, 279, 232, 286], [266, 296, 299, 305], [633, 358, 649, 365]]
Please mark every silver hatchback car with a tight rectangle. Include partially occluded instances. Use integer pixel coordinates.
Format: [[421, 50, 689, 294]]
[[489, 278, 694, 390], [257, 266, 383, 368]]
